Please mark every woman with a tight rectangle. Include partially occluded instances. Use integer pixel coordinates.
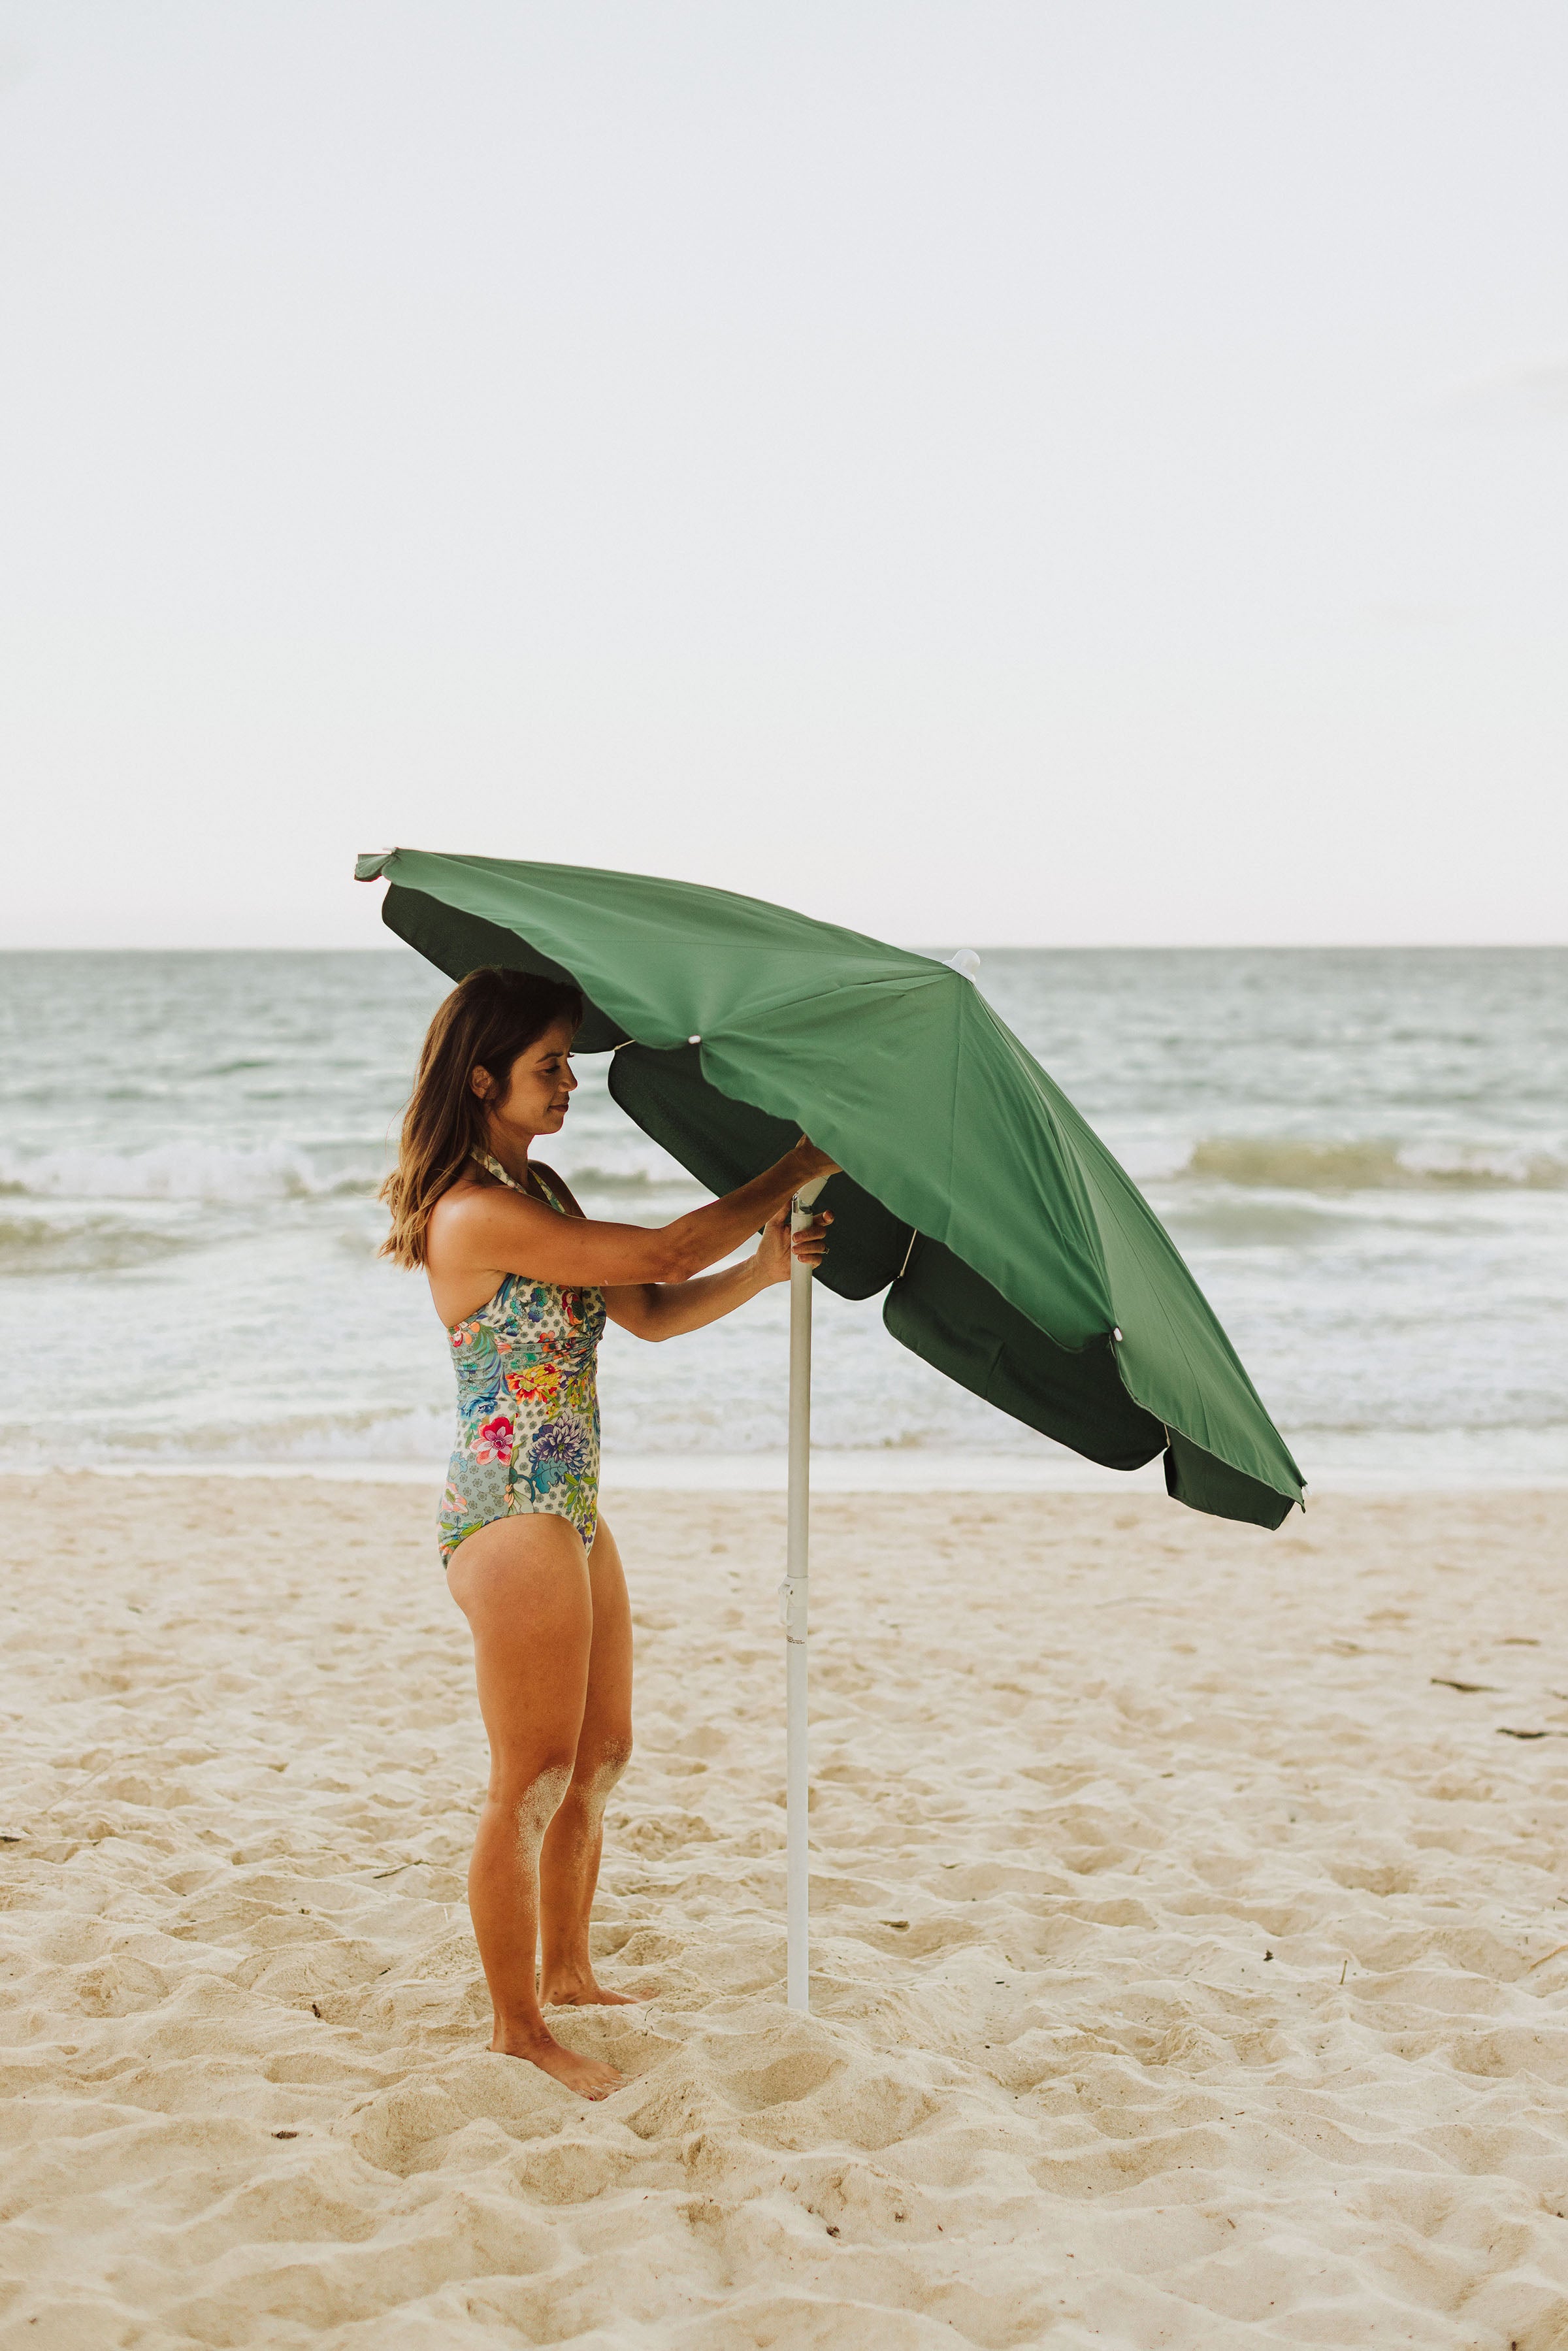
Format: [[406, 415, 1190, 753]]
[[382, 965, 836, 2101]]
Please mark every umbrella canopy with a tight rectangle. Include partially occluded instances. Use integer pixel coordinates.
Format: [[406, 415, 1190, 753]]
[[356, 847, 1303, 1529]]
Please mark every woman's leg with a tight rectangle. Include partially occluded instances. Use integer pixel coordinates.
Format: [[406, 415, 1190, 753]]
[[445, 1513, 623, 2099], [538, 1512, 638, 2005]]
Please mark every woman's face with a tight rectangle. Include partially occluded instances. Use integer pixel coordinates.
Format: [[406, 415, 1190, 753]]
[[475, 1016, 579, 1140]]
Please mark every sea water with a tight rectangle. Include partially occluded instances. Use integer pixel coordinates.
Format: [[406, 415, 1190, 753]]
[[1, 947, 1563, 1487]]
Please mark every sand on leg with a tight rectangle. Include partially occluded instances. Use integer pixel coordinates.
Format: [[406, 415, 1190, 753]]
[[444, 1512, 624, 2100], [538, 1511, 640, 2007]]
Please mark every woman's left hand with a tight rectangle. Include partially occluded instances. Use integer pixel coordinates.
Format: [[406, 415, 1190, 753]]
[[757, 1204, 832, 1285]]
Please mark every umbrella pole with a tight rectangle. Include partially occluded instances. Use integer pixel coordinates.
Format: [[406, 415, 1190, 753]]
[[783, 1175, 827, 2011]]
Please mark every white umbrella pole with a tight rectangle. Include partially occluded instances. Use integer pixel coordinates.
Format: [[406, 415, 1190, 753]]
[[783, 1173, 827, 2011]]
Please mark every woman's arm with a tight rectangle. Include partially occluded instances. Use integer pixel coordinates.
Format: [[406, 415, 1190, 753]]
[[429, 1140, 836, 1293], [602, 1202, 830, 1341]]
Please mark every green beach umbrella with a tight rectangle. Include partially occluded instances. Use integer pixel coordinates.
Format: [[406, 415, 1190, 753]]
[[357, 847, 1303, 2006]]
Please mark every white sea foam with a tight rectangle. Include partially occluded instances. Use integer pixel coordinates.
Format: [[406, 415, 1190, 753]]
[[0, 1140, 363, 1203]]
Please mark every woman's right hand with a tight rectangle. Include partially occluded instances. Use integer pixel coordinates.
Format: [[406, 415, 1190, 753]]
[[793, 1136, 841, 1183]]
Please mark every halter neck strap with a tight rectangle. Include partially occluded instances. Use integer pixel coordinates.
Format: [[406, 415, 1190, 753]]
[[472, 1149, 528, 1194], [472, 1150, 565, 1215]]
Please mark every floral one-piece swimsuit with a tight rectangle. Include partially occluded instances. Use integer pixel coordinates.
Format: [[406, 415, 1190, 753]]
[[437, 1153, 606, 1568]]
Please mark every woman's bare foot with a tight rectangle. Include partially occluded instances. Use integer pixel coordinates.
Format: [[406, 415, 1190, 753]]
[[492, 2022, 623, 2100], [538, 1967, 647, 2009]]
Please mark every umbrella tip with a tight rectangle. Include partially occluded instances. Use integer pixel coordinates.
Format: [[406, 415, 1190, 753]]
[[945, 948, 982, 982]]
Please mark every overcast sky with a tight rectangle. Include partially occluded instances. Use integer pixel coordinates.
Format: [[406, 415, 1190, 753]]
[[2, 1, 1564, 948]]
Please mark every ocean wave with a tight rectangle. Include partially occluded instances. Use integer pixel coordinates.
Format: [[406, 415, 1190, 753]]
[[0, 1215, 193, 1278], [186, 1407, 456, 1463], [1179, 1138, 1568, 1192], [1160, 1198, 1341, 1247], [561, 1162, 704, 1197], [0, 1141, 369, 1204], [0, 1404, 456, 1472], [0, 1140, 678, 1207]]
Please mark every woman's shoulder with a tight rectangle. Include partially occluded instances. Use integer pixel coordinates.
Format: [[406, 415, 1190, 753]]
[[429, 1172, 531, 1243], [428, 1172, 486, 1218]]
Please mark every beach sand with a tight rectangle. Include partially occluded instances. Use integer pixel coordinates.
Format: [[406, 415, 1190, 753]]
[[3, 1475, 1567, 2348]]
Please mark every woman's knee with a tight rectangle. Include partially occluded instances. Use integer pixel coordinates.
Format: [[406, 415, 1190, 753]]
[[574, 1730, 632, 1798], [489, 1748, 577, 1830]]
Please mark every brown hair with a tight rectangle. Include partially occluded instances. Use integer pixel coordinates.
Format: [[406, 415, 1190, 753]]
[[380, 966, 584, 1268]]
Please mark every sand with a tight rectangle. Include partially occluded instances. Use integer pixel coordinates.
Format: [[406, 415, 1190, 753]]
[[2, 1475, 1567, 2349]]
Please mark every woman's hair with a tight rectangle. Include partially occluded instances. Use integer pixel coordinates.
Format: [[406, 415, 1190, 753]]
[[380, 965, 584, 1268]]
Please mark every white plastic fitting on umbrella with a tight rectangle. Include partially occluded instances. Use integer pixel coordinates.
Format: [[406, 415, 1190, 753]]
[[945, 947, 982, 981]]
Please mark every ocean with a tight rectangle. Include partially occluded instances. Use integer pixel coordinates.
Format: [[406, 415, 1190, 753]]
[[1, 947, 1563, 1489]]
